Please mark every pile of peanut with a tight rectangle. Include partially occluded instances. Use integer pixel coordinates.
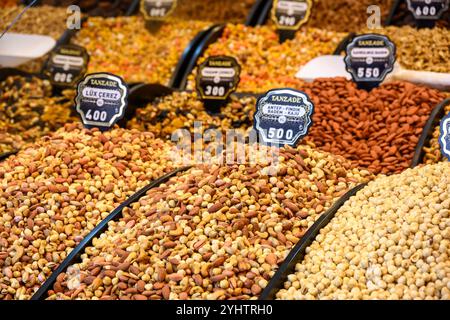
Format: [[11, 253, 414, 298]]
[[278, 161, 450, 300], [72, 17, 210, 84], [187, 24, 345, 93], [127, 92, 256, 140], [0, 124, 178, 300], [302, 78, 446, 175], [46, 143, 372, 300], [0, 76, 77, 146]]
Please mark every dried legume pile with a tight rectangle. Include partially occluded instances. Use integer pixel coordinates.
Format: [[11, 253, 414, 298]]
[[47, 144, 372, 300], [362, 26, 450, 74], [422, 104, 450, 164], [187, 24, 345, 93], [0, 124, 179, 300], [277, 162, 450, 300], [306, 0, 394, 32], [173, 0, 256, 23], [127, 92, 256, 140], [0, 76, 77, 145], [73, 17, 210, 84], [302, 78, 446, 175]]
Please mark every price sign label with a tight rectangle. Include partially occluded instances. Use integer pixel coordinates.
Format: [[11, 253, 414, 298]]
[[43, 44, 89, 88], [406, 0, 449, 20], [140, 0, 177, 21], [439, 112, 450, 160], [344, 34, 396, 89], [75, 73, 128, 130], [196, 56, 241, 101], [254, 88, 314, 147], [271, 0, 312, 31]]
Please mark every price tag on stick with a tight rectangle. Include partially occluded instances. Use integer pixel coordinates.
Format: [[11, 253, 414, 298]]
[[344, 34, 396, 91], [254, 88, 314, 147], [406, 0, 449, 27], [140, 0, 177, 21], [75, 73, 129, 131], [196, 55, 241, 113], [43, 44, 89, 88], [439, 112, 450, 161], [271, 0, 312, 42]]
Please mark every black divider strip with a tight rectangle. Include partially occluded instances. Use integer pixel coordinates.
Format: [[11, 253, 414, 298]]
[[119, 83, 176, 127], [253, 0, 272, 25], [176, 24, 226, 90], [333, 32, 356, 55], [411, 98, 450, 168], [55, 16, 88, 46], [30, 166, 192, 300], [126, 0, 140, 16], [245, 0, 268, 26], [169, 27, 213, 89], [0, 150, 18, 161], [259, 183, 368, 300], [385, 0, 403, 26]]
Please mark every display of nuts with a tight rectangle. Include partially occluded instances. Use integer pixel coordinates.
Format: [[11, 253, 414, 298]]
[[127, 91, 256, 139], [72, 17, 210, 84], [362, 26, 450, 74], [301, 78, 446, 175], [47, 143, 372, 300], [0, 76, 77, 146], [172, 0, 256, 23], [0, 124, 178, 300], [305, 0, 394, 32], [277, 162, 450, 300], [187, 24, 346, 93]]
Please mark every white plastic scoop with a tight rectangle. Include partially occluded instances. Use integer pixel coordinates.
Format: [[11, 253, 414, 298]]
[[0, 33, 56, 67], [296, 55, 450, 91]]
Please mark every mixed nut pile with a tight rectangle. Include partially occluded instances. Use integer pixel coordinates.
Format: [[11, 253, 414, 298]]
[[307, 0, 394, 32], [72, 17, 210, 84], [188, 24, 345, 93], [40, 0, 135, 17], [46, 143, 372, 300], [0, 124, 178, 300], [363, 26, 450, 74], [127, 92, 256, 140], [173, 0, 256, 23], [278, 161, 450, 300], [0, 76, 77, 146]]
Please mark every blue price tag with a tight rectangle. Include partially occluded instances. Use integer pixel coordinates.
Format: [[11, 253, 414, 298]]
[[439, 113, 450, 160], [75, 73, 129, 131], [254, 88, 314, 147]]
